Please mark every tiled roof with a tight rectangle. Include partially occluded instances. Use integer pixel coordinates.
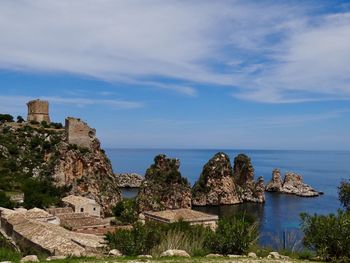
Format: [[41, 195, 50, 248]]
[[62, 195, 96, 206], [144, 209, 218, 223]]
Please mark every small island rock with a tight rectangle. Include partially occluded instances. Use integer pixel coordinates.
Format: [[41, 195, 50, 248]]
[[266, 170, 322, 197], [115, 173, 143, 188], [136, 154, 192, 212], [192, 152, 242, 206]]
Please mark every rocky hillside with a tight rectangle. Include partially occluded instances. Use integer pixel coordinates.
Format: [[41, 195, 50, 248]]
[[0, 121, 121, 215], [136, 154, 192, 212], [192, 152, 265, 206]]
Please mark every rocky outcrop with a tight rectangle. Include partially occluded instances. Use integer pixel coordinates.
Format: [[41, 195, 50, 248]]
[[266, 170, 322, 197], [265, 169, 283, 192], [192, 152, 265, 206], [0, 120, 121, 216], [136, 154, 192, 212], [233, 154, 265, 203], [115, 173, 143, 188], [52, 119, 121, 215], [192, 153, 242, 206]]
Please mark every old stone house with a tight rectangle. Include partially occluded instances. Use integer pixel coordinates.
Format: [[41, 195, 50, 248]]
[[62, 195, 101, 217]]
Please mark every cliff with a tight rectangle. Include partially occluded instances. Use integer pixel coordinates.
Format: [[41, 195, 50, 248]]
[[0, 120, 121, 215], [136, 154, 192, 212], [192, 152, 265, 206], [266, 169, 322, 197]]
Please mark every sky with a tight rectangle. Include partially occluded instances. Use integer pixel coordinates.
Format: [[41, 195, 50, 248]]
[[0, 0, 350, 150]]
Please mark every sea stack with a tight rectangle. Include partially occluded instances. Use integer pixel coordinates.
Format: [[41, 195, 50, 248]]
[[136, 154, 192, 212], [266, 170, 322, 197], [192, 152, 242, 206], [233, 154, 265, 203]]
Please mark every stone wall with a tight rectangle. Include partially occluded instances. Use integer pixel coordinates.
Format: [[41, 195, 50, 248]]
[[27, 99, 50, 123], [65, 117, 96, 149]]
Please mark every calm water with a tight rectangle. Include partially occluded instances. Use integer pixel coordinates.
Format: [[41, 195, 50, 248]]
[[106, 149, 350, 243]]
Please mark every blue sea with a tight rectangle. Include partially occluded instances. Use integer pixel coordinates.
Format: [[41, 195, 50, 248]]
[[106, 149, 350, 245]]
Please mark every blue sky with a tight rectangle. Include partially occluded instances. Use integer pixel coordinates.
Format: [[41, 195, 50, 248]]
[[1, 0, 350, 150]]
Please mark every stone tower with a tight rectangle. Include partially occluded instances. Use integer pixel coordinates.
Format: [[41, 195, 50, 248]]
[[65, 117, 96, 150], [27, 99, 50, 123]]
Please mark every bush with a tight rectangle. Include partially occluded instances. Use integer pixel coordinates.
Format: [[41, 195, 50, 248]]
[[0, 192, 14, 208], [22, 178, 67, 209], [16, 116, 25, 123], [339, 179, 350, 211], [40, 121, 49, 128], [204, 213, 258, 255], [301, 210, 350, 262], [0, 114, 14, 123], [106, 222, 161, 256], [29, 120, 39, 125], [113, 199, 138, 224], [106, 220, 212, 257], [50, 122, 63, 129]]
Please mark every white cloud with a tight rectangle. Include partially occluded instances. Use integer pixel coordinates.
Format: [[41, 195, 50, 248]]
[[0, 1, 350, 102]]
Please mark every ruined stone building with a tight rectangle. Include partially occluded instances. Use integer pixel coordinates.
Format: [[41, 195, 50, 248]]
[[27, 99, 50, 123], [65, 117, 96, 150]]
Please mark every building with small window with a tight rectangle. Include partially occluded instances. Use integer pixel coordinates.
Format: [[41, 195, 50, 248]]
[[62, 195, 100, 217]]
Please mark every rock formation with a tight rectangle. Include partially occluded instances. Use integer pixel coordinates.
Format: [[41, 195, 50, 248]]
[[233, 154, 265, 203], [115, 173, 143, 188], [192, 152, 242, 206], [52, 118, 121, 215], [266, 169, 322, 197], [265, 169, 283, 192], [136, 154, 192, 212], [0, 118, 121, 216], [192, 152, 265, 206]]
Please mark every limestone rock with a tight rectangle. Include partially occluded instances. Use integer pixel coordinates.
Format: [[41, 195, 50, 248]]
[[269, 251, 280, 259], [52, 118, 121, 215], [206, 253, 224, 257], [137, 255, 152, 258], [46, 255, 66, 261], [136, 154, 192, 212], [108, 249, 122, 256], [282, 172, 322, 197], [248, 252, 257, 258], [266, 170, 322, 197], [160, 249, 190, 257], [265, 169, 283, 192], [233, 154, 265, 203], [20, 255, 39, 263], [115, 173, 143, 188], [192, 152, 242, 206]]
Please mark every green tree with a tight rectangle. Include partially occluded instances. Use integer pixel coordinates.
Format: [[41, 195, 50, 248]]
[[0, 114, 14, 123], [0, 192, 14, 208], [204, 213, 258, 255], [338, 179, 350, 211], [113, 199, 138, 224], [16, 116, 25, 123]]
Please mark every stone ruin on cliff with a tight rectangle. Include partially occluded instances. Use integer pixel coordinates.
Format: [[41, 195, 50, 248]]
[[27, 99, 50, 123]]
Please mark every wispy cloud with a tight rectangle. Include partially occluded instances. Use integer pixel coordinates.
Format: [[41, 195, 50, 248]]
[[0, 1, 350, 102]]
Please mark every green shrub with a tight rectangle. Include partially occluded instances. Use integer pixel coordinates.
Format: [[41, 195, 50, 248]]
[[204, 213, 259, 255], [105, 222, 161, 256], [301, 210, 350, 262], [0, 114, 14, 123], [16, 116, 25, 123], [29, 120, 39, 125], [0, 192, 14, 208], [113, 199, 138, 224], [50, 122, 63, 129], [40, 121, 49, 128], [339, 179, 350, 211]]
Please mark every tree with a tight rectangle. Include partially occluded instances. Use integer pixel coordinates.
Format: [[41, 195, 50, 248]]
[[0, 192, 14, 209], [339, 179, 350, 211], [16, 116, 25, 123], [0, 114, 14, 123]]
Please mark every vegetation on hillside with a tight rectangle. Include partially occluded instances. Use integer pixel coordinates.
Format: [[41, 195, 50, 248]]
[[0, 116, 67, 209]]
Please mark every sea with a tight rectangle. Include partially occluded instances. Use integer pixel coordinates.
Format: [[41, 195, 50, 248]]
[[106, 149, 350, 247]]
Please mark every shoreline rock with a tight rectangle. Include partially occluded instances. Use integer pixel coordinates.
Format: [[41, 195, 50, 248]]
[[115, 173, 143, 188], [266, 169, 323, 197]]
